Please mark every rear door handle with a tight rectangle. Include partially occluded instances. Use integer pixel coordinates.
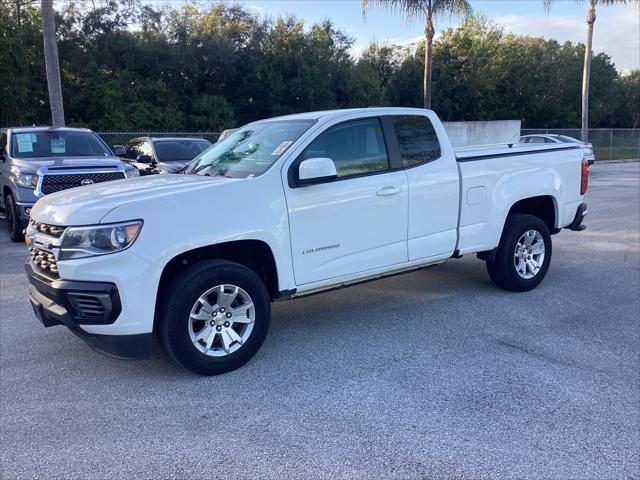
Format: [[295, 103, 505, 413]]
[[376, 186, 402, 197]]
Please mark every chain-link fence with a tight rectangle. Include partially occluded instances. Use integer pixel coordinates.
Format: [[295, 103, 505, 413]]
[[97, 131, 220, 147], [97, 128, 639, 162], [521, 129, 640, 161]]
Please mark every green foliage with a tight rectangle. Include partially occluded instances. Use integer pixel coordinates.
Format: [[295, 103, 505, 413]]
[[0, 1, 635, 129], [611, 70, 640, 128], [189, 95, 235, 131], [416, 14, 627, 127], [0, 0, 48, 126]]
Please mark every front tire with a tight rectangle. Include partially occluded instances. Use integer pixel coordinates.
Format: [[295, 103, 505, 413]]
[[486, 214, 552, 292], [158, 260, 271, 375], [5, 194, 23, 242]]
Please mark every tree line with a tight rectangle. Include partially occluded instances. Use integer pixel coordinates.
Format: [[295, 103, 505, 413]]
[[1, 0, 638, 131]]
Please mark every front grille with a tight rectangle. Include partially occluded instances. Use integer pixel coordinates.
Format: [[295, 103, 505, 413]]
[[29, 247, 59, 277], [29, 220, 66, 238], [41, 172, 125, 194]]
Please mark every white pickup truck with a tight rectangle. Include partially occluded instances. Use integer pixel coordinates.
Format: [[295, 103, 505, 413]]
[[25, 108, 588, 375]]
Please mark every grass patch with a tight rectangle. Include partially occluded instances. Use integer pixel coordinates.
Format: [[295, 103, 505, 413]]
[[593, 146, 639, 161]]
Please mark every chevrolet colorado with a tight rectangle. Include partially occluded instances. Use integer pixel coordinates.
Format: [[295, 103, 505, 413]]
[[24, 108, 588, 375]]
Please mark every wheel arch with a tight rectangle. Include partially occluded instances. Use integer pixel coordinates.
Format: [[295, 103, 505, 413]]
[[478, 195, 558, 262], [506, 195, 558, 233], [154, 239, 280, 330], [3, 185, 13, 202], [156, 239, 279, 298]]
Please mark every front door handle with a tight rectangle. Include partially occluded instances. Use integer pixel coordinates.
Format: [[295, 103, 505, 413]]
[[376, 186, 402, 197]]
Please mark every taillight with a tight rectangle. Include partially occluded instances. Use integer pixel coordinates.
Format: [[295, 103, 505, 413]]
[[580, 159, 588, 195]]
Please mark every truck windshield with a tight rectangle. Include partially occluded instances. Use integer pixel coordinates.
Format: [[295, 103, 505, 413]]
[[185, 120, 315, 178], [154, 140, 211, 162], [11, 131, 112, 159]]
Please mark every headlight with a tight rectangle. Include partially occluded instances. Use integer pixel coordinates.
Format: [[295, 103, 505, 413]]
[[10, 167, 38, 189], [58, 221, 143, 260], [124, 167, 140, 178]]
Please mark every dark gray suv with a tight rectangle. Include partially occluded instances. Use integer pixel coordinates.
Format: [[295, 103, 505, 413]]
[[0, 127, 139, 242]]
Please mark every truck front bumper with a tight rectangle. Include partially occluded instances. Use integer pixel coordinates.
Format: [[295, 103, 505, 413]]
[[25, 262, 152, 359], [15, 200, 34, 227]]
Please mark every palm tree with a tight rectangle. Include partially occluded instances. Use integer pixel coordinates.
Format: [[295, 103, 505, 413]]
[[41, 0, 64, 126], [361, 0, 472, 109], [545, 0, 638, 142]]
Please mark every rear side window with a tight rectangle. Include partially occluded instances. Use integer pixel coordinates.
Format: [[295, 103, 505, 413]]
[[302, 118, 389, 179], [391, 115, 441, 167], [556, 135, 580, 144], [0, 132, 6, 155]]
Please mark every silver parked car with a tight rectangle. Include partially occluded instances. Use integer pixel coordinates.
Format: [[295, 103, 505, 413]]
[[519, 134, 595, 165], [0, 126, 138, 242]]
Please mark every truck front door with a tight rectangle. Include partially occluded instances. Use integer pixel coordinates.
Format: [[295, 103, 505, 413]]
[[285, 117, 409, 286]]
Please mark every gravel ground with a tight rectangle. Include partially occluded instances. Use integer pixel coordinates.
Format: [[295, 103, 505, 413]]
[[1, 162, 638, 479]]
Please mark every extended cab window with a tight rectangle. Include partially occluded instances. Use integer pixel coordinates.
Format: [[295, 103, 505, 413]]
[[302, 118, 389, 178], [391, 115, 441, 167]]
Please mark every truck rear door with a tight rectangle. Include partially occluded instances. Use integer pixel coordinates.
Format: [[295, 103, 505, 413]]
[[388, 114, 459, 261]]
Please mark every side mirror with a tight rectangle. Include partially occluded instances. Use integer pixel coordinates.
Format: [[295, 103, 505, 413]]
[[297, 157, 337, 186], [112, 145, 126, 156], [136, 154, 154, 164]]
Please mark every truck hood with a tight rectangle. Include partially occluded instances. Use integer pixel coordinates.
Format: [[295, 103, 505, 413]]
[[30, 174, 232, 226], [12, 156, 124, 173]]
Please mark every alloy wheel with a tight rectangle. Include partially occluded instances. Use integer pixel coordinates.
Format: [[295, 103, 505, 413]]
[[188, 284, 255, 357], [514, 230, 545, 279]]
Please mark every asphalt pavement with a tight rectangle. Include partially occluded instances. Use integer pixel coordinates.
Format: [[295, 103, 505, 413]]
[[1, 162, 639, 479]]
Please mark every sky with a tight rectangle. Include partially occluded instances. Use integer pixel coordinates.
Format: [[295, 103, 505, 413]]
[[228, 0, 639, 73]]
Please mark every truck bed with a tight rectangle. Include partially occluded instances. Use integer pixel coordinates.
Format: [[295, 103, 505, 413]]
[[454, 142, 585, 255], [455, 143, 581, 162]]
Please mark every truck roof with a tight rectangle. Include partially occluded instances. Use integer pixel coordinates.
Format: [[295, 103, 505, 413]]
[[263, 107, 432, 122]]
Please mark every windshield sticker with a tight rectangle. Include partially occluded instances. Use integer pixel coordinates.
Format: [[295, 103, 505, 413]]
[[271, 141, 292, 156], [15, 134, 33, 153], [51, 137, 65, 154]]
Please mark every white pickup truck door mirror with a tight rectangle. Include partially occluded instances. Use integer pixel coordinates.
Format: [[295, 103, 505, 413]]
[[297, 157, 337, 186]]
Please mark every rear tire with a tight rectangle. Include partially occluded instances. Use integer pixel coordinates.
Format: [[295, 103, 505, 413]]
[[486, 214, 552, 292], [158, 260, 271, 375], [5, 194, 23, 242]]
